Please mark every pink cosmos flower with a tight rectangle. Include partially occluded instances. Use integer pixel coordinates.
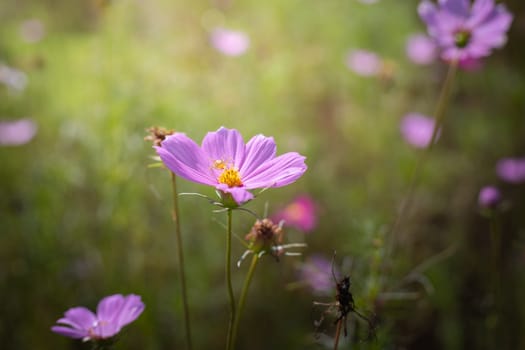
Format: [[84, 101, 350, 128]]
[[400, 113, 439, 148], [210, 28, 250, 57], [298, 255, 337, 295], [496, 157, 525, 184], [51, 294, 145, 341], [155, 127, 307, 205], [418, 0, 513, 63], [406, 33, 438, 65], [345, 49, 382, 77], [0, 118, 37, 146], [478, 185, 501, 208], [272, 195, 317, 232]]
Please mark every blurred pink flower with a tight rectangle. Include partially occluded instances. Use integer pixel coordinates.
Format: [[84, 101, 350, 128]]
[[298, 255, 336, 295], [210, 28, 250, 57], [496, 157, 525, 184], [406, 33, 437, 65], [478, 186, 501, 209], [272, 195, 317, 232], [20, 19, 46, 43], [418, 0, 513, 63], [400, 113, 439, 148], [345, 49, 382, 77], [358, 0, 380, 3], [0, 118, 37, 146], [51, 294, 144, 341], [0, 64, 28, 92]]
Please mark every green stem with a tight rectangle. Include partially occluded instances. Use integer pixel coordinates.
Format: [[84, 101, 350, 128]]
[[230, 253, 260, 350], [170, 172, 193, 350], [91, 342, 112, 350], [427, 60, 458, 150], [225, 208, 236, 350], [382, 60, 458, 283], [488, 210, 502, 348], [489, 210, 501, 304]]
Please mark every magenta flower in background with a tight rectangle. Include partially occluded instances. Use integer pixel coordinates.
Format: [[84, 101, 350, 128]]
[[418, 0, 513, 63], [272, 195, 317, 232], [478, 185, 501, 208], [298, 255, 336, 295], [400, 113, 439, 148], [0, 118, 37, 146], [51, 294, 145, 341], [210, 28, 250, 57], [496, 157, 525, 184], [406, 33, 438, 65], [156, 127, 307, 205], [345, 49, 382, 77]]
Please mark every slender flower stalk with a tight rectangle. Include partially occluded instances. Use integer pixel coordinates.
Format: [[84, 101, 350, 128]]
[[145, 127, 193, 350], [225, 208, 236, 350], [230, 218, 305, 349], [489, 210, 501, 295], [170, 172, 193, 350], [230, 253, 260, 350], [427, 59, 458, 149], [384, 60, 458, 269], [333, 318, 343, 350], [483, 203, 503, 349]]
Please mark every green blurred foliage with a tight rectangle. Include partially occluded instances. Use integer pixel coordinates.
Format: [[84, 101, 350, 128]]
[[1, 0, 524, 349]]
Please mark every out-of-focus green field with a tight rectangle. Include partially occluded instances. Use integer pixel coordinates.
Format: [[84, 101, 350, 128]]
[[1, 0, 525, 349]]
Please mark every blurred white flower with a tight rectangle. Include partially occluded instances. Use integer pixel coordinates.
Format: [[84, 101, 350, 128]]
[[0, 64, 28, 92], [20, 19, 46, 43]]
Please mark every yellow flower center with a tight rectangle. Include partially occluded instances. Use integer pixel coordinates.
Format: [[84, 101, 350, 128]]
[[218, 167, 243, 188], [212, 159, 228, 170]]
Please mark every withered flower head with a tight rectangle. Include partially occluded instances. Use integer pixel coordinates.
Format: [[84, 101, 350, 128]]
[[245, 218, 283, 256], [238, 218, 306, 266], [144, 126, 175, 147]]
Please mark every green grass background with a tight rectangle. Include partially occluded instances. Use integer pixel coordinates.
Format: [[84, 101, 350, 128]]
[[1, 0, 524, 349]]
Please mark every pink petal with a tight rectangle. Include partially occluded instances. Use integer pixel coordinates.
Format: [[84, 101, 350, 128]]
[[239, 134, 276, 176], [115, 294, 145, 328], [61, 307, 97, 330], [243, 152, 307, 189], [51, 326, 88, 339], [202, 127, 246, 169], [156, 133, 216, 185]]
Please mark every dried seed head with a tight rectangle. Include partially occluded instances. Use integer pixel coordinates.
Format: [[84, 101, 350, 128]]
[[245, 218, 283, 256], [144, 126, 175, 147], [246, 218, 282, 242]]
